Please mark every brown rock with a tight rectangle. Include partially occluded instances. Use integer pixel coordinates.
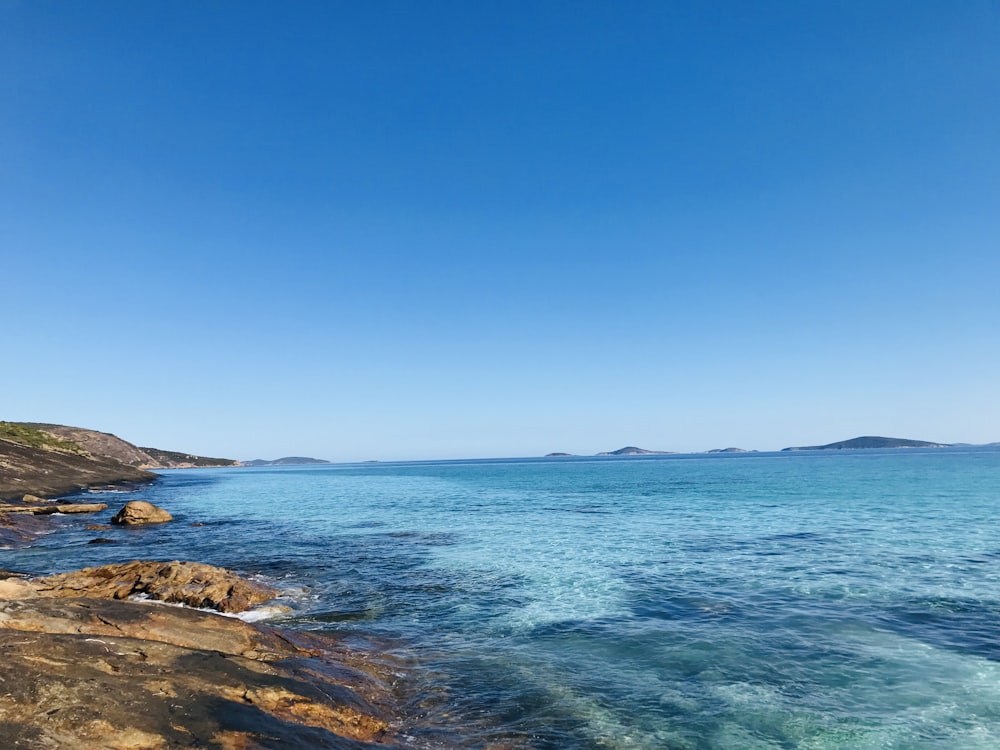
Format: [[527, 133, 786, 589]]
[[0, 597, 299, 661], [86, 523, 113, 530], [0, 564, 470, 748], [0, 501, 108, 515], [111, 500, 173, 525], [0, 578, 37, 600], [20, 493, 47, 504], [33, 560, 279, 613], [0, 627, 400, 748]]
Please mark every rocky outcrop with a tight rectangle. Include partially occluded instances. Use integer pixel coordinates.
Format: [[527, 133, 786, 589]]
[[0, 561, 423, 748], [0, 435, 155, 501], [32, 560, 278, 614], [111, 500, 174, 526], [0, 595, 299, 661], [1, 501, 108, 515], [0, 499, 109, 548], [0, 594, 407, 747]]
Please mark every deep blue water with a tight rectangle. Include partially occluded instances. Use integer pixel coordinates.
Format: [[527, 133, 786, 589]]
[[7, 448, 1000, 748]]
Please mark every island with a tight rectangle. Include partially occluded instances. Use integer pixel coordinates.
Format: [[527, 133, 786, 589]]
[[243, 456, 331, 466], [596, 446, 675, 456], [706, 447, 753, 453], [544, 452, 576, 457], [781, 435, 951, 451]]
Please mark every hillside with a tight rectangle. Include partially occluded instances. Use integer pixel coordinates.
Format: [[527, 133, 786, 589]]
[[782, 436, 951, 451], [139, 447, 241, 468], [21, 423, 239, 469], [0, 422, 155, 500]]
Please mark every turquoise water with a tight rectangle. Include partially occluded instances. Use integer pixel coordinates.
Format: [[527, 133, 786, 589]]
[[8, 448, 1000, 748]]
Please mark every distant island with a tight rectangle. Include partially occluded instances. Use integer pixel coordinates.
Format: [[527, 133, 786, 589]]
[[596, 446, 675, 456], [243, 457, 331, 467], [544, 452, 576, 457], [782, 436, 951, 451], [706, 447, 753, 453]]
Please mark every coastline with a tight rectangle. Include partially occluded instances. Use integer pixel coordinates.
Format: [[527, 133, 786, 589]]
[[0, 489, 452, 747]]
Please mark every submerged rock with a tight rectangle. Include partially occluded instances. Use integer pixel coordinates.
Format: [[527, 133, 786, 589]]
[[0, 511, 55, 548], [111, 500, 174, 525], [33, 560, 278, 614]]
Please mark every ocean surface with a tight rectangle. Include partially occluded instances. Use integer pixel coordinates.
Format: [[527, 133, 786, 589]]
[[8, 447, 1000, 749]]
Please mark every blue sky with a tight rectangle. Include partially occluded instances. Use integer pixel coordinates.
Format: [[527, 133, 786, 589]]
[[2, 2, 998, 460]]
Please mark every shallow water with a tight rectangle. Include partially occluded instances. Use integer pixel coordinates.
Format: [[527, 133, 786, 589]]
[[8, 448, 1000, 748]]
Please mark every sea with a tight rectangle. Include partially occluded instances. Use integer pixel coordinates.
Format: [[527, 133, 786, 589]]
[[7, 447, 1000, 749]]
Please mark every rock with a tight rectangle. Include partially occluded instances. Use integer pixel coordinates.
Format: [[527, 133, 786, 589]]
[[0, 578, 38, 600], [85, 523, 112, 530], [0, 563, 450, 748], [32, 560, 279, 613], [87, 537, 115, 544], [0, 596, 301, 661], [0, 501, 108, 515], [111, 500, 173, 525], [20, 493, 47, 503], [0, 625, 399, 748]]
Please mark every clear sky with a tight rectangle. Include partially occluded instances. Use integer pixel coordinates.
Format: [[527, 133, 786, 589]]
[[2, 2, 998, 461]]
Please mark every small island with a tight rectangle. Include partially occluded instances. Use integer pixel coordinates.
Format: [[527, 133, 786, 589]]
[[243, 457, 331, 466], [596, 446, 675, 456], [782, 435, 951, 451]]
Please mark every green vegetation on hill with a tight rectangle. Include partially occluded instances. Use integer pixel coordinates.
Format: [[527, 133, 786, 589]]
[[0, 422, 87, 456], [139, 447, 240, 468]]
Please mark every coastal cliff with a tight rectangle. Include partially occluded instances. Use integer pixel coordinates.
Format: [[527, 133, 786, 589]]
[[0, 421, 241, 501], [0, 423, 155, 501], [22, 422, 240, 469]]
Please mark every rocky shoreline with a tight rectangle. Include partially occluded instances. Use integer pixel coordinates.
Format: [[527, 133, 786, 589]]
[[0, 559, 414, 748], [0, 497, 447, 748]]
